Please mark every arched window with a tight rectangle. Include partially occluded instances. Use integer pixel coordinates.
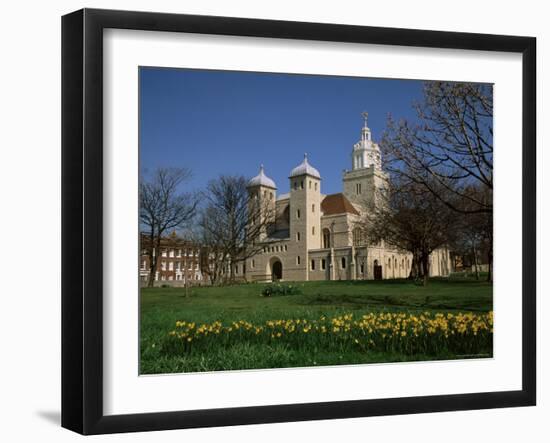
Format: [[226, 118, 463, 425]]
[[341, 257, 346, 269], [322, 228, 331, 248], [387, 258, 391, 269]]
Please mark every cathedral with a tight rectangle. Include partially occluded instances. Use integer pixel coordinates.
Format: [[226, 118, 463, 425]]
[[242, 113, 451, 282]]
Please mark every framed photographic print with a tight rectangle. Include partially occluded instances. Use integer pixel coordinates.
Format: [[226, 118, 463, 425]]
[[61, 8, 536, 435]]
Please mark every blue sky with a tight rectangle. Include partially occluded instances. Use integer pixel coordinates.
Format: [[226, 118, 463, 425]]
[[139, 67, 423, 196]]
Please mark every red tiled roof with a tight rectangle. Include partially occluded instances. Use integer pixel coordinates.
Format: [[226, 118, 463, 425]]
[[321, 193, 359, 215]]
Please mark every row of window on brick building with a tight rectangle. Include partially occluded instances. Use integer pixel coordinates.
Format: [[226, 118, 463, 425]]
[[141, 248, 198, 258]]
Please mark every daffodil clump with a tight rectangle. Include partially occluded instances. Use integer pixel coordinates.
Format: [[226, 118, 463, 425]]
[[164, 311, 493, 357]]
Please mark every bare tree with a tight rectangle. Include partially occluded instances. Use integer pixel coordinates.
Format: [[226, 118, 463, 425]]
[[360, 176, 458, 286], [381, 81, 493, 215], [198, 175, 274, 284], [450, 185, 493, 282], [140, 167, 198, 287]]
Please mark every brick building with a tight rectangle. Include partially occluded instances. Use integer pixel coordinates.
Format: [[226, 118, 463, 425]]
[[140, 233, 203, 285]]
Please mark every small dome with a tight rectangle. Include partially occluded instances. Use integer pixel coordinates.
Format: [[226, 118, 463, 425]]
[[289, 153, 321, 179], [247, 165, 276, 189]]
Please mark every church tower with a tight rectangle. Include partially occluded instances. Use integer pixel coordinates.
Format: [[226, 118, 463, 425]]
[[288, 154, 321, 280], [343, 112, 387, 208], [247, 165, 277, 240]]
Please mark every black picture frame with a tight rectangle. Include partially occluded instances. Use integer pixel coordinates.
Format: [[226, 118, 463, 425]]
[[61, 8, 536, 435]]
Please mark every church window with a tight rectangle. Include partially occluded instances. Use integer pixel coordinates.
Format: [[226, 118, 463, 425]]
[[387, 258, 391, 269], [322, 229, 331, 248], [353, 227, 365, 246], [314, 182, 318, 191], [297, 256, 301, 265], [312, 204, 315, 212], [251, 259, 255, 268], [294, 181, 298, 190], [300, 180, 304, 189], [270, 192, 273, 200], [321, 259, 326, 270], [284, 245, 288, 251], [312, 226, 315, 235], [296, 209, 301, 219], [360, 263, 365, 274], [296, 232, 301, 241], [341, 257, 346, 269], [309, 181, 312, 189], [235, 265, 239, 275], [311, 259, 315, 270]]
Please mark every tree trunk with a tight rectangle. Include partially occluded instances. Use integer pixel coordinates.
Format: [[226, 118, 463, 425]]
[[148, 235, 162, 288], [408, 252, 419, 280], [472, 244, 480, 280], [421, 253, 430, 286], [146, 233, 157, 288]]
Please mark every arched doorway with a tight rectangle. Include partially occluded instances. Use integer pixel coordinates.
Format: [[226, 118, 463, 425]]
[[270, 258, 283, 281], [373, 259, 382, 280]]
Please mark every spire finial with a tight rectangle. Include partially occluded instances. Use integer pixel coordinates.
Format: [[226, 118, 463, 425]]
[[260, 163, 264, 172], [362, 111, 369, 128], [304, 152, 308, 162]]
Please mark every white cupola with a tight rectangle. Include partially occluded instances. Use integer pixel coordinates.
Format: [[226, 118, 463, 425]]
[[289, 153, 321, 179], [247, 164, 277, 189]]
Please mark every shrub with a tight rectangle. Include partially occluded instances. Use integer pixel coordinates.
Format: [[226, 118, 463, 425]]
[[261, 283, 302, 297]]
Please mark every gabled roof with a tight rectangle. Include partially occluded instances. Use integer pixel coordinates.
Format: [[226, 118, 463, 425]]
[[321, 193, 359, 216]]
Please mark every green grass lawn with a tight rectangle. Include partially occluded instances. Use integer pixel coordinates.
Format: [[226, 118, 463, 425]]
[[140, 276, 492, 374]]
